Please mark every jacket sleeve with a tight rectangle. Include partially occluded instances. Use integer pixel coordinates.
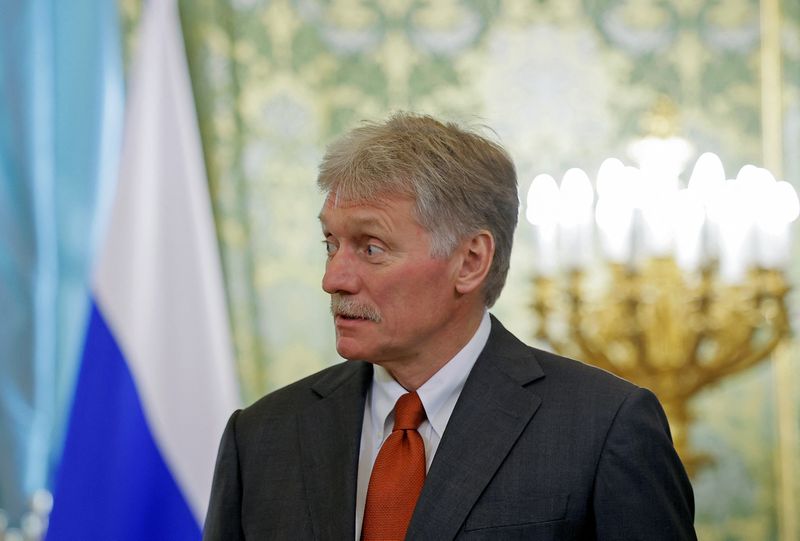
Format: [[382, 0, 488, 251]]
[[203, 410, 245, 541], [592, 387, 696, 540]]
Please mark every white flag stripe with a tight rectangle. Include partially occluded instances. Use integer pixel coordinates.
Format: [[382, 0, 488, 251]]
[[94, 0, 239, 522]]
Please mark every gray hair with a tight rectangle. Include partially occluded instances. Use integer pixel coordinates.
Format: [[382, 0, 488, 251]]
[[317, 112, 518, 307]]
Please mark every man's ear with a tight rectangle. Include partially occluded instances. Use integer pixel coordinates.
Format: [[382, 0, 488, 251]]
[[455, 230, 494, 296]]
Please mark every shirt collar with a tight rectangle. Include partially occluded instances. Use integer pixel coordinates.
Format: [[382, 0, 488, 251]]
[[369, 310, 491, 437]]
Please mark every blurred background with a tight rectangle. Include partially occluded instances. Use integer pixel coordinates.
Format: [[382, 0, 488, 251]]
[[1, 0, 798, 539]]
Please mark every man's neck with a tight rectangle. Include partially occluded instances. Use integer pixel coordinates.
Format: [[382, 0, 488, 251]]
[[379, 308, 487, 391]]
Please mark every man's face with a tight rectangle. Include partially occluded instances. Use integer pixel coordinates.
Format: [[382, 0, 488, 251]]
[[320, 194, 464, 367]]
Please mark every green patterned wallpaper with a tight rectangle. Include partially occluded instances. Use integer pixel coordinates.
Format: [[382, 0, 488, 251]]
[[125, 0, 800, 537]]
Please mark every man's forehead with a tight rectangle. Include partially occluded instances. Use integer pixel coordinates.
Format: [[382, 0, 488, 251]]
[[318, 193, 415, 224], [318, 208, 387, 228]]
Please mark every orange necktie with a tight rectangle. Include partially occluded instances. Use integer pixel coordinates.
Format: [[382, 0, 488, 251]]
[[361, 391, 427, 540]]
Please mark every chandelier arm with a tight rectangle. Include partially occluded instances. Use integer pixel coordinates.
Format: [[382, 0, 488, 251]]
[[686, 331, 707, 371], [687, 321, 789, 396], [569, 326, 625, 376], [632, 314, 654, 374], [566, 270, 610, 365], [626, 278, 657, 374], [570, 270, 645, 379], [704, 323, 760, 373], [687, 280, 715, 369]]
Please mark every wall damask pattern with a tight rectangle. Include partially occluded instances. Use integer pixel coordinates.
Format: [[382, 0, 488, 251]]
[[122, 0, 800, 537]]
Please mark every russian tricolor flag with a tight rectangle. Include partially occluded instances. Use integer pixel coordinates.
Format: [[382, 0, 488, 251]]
[[47, 0, 240, 539]]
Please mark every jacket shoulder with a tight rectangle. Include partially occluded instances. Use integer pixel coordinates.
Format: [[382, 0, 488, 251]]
[[238, 360, 371, 424], [532, 346, 638, 395], [488, 315, 639, 399]]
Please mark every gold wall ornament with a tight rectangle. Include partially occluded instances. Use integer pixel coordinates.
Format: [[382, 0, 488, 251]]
[[527, 133, 799, 476]]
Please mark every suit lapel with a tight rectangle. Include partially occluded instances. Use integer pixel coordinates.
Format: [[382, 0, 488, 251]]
[[298, 361, 372, 541], [407, 317, 545, 540]]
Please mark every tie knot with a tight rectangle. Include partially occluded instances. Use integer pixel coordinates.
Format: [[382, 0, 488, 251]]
[[393, 392, 426, 431]]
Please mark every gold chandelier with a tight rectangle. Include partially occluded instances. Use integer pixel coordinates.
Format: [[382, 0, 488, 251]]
[[527, 124, 798, 475]]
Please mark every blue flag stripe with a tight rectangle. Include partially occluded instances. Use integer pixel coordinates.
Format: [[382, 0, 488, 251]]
[[46, 301, 200, 540]]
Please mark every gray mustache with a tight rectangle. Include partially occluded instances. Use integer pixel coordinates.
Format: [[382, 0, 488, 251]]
[[330, 295, 382, 323]]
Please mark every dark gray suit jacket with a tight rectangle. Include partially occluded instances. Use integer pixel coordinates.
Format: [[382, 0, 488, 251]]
[[204, 316, 695, 540]]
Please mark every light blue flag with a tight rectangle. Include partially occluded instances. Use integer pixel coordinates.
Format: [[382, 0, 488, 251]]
[[0, 0, 123, 527]]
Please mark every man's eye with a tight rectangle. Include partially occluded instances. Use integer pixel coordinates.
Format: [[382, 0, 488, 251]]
[[324, 240, 337, 255], [365, 244, 385, 257]]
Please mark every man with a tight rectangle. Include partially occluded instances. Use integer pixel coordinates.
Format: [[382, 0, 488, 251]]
[[204, 113, 696, 540]]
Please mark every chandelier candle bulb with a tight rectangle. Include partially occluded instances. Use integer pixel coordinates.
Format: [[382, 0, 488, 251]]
[[687, 152, 726, 267], [558, 168, 594, 269], [628, 135, 693, 183], [673, 189, 705, 273], [713, 166, 775, 283], [747, 166, 780, 269], [594, 161, 637, 264], [595, 157, 626, 198], [687, 152, 726, 204], [755, 180, 800, 269], [595, 197, 634, 264], [527, 174, 560, 276], [640, 177, 680, 258]]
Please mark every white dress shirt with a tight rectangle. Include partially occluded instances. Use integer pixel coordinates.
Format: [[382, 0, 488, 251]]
[[354, 311, 491, 539]]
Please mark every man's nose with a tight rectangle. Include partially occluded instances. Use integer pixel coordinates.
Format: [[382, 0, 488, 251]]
[[322, 250, 360, 295]]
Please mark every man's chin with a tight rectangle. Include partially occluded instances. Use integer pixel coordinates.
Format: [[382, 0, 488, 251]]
[[335, 339, 366, 361], [336, 338, 386, 363]]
